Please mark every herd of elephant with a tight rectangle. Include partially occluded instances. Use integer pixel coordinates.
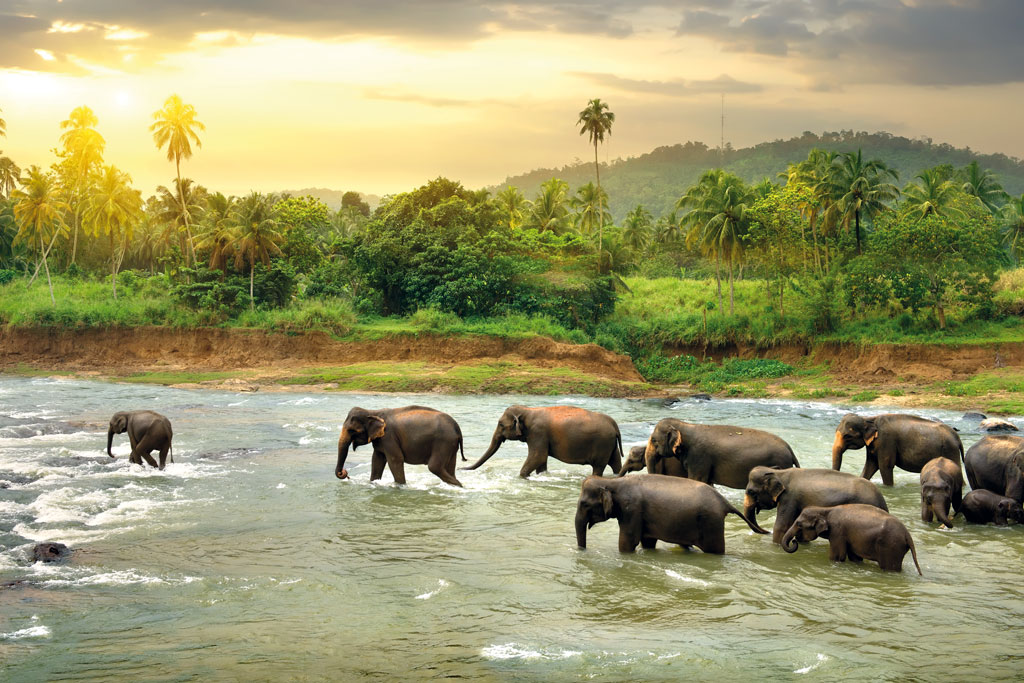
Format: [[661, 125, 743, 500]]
[[107, 405, 1024, 575]]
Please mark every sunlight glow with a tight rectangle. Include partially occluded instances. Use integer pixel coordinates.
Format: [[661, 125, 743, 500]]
[[34, 49, 56, 62], [105, 27, 150, 41]]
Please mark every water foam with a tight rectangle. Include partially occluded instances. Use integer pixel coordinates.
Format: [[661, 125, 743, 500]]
[[481, 644, 582, 660], [415, 579, 449, 600], [665, 569, 711, 587], [794, 653, 829, 674], [1, 625, 51, 640]]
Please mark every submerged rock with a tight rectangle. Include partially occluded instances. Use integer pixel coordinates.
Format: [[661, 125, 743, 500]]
[[32, 542, 71, 564], [661, 397, 682, 407], [691, 393, 712, 401], [980, 418, 1019, 433], [962, 412, 987, 421]]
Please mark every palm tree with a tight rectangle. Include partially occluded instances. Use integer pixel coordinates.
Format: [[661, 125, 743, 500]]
[[621, 204, 653, 253], [654, 210, 682, 247], [678, 169, 752, 314], [0, 106, 5, 138], [85, 165, 143, 297], [195, 191, 238, 272], [232, 192, 284, 310], [826, 149, 898, 254], [495, 185, 527, 231], [0, 199, 22, 270], [0, 156, 20, 199], [571, 182, 610, 238], [960, 160, 1007, 214], [526, 178, 570, 234], [151, 94, 205, 266], [901, 168, 965, 221], [11, 166, 68, 304], [1001, 194, 1024, 265], [57, 105, 105, 265], [155, 178, 206, 265], [781, 149, 839, 272], [577, 98, 614, 258]]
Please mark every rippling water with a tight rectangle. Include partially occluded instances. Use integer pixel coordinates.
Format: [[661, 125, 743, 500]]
[[1, 376, 1022, 680]]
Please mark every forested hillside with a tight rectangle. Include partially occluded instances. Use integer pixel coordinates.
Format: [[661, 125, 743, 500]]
[[497, 131, 1024, 221]]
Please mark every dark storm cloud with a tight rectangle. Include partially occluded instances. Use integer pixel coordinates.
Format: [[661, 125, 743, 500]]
[[570, 72, 762, 97], [674, 0, 1024, 86]]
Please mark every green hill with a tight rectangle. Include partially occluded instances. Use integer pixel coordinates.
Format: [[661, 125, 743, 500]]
[[492, 130, 1024, 222]]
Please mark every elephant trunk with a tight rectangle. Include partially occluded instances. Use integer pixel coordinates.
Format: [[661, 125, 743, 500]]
[[335, 429, 351, 479], [781, 526, 800, 553], [463, 429, 504, 471], [575, 511, 588, 549], [743, 493, 759, 527], [643, 439, 658, 473], [831, 431, 846, 471], [933, 499, 954, 528], [106, 428, 115, 458]]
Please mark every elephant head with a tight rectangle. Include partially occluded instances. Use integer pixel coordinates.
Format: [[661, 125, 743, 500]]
[[1007, 449, 1024, 503], [107, 412, 129, 457], [464, 406, 527, 471], [616, 445, 647, 477], [781, 508, 828, 553], [644, 420, 684, 473], [832, 414, 877, 470], [335, 408, 386, 479], [744, 466, 787, 525], [575, 477, 616, 548], [921, 482, 955, 528], [997, 497, 1024, 525]]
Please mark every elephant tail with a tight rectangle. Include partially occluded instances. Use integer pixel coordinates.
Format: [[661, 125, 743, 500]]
[[789, 445, 800, 469], [727, 504, 769, 535], [459, 432, 466, 462], [169, 443, 174, 465], [907, 533, 922, 575]]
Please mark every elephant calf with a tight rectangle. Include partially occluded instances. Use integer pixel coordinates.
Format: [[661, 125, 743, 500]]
[[107, 410, 173, 470], [961, 489, 1024, 526], [617, 444, 685, 477], [781, 504, 922, 574], [919, 457, 964, 528], [575, 474, 767, 553]]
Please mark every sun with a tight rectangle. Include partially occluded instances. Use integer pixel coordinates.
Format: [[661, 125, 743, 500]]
[[114, 89, 135, 109]]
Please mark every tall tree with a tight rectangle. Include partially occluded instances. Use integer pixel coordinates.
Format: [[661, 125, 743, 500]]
[[571, 182, 610, 238], [0, 156, 20, 199], [11, 166, 67, 304], [57, 105, 105, 265], [85, 165, 143, 298], [195, 192, 238, 271], [1001, 194, 1024, 266], [782, 149, 839, 273], [232, 192, 284, 310], [150, 95, 205, 266], [526, 178, 570, 234], [0, 106, 5, 138], [576, 98, 614, 264], [495, 185, 527, 231], [155, 178, 206, 264], [901, 168, 965, 221], [621, 204, 653, 253], [827, 149, 899, 254], [959, 160, 1007, 215]]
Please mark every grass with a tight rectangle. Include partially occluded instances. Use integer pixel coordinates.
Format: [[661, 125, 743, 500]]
[[119, 370, 245, 385]]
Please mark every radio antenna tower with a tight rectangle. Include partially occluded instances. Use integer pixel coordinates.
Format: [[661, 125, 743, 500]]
[[719, 93, 725, 166]]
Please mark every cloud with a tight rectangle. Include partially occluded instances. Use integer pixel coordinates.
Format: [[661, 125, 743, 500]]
[[361, 89, 518, 108], [570, 71, 762, 97]]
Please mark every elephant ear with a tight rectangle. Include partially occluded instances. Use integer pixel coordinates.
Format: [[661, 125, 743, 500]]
[[669, 427, 684, 454], [864, 420, 879, 447], [113, 414, 128, 433], [768, 475, 786, 503], [366, 416, 386, 441], [813, 516, 829, 535], [600, 487, 614, 517], [511, 413, 523, 438]]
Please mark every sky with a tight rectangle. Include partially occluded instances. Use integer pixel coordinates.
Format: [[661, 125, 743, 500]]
[[1, 0, 1022, 197]]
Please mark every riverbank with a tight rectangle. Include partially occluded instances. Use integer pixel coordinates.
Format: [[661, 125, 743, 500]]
[[1, 326, 1022, 412]]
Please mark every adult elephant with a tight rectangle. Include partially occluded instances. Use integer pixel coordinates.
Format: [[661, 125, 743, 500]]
[[335, 406, 464, 487], [617, 445, 686, 477], [635, 418, 799, 489], [107, 410, 173, 470], [831, 413, 963, 486], [465, 405, 622, 478], [964, 435, 1024, 503], [575, 474, 767, 553], [744, 466, 888, 544]]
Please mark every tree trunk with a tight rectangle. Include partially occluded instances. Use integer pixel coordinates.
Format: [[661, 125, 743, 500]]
[[728, 251, 735, 315], [855, 209, 862, 255], [809, 210, 821, 274], [779, 280, 785, 317], [250, 261, 255, 311], [41, 234, 55, 305], [714, 251, 723, 314], [594, 141, 603, 272], [110, 232, 117, 299], [935, 303, 946, 329]]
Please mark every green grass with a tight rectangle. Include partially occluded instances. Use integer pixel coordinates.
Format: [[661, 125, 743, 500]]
[[119, 370, 245, 385], [939, 371, 1024, 397], [848, 390, 881, 403]]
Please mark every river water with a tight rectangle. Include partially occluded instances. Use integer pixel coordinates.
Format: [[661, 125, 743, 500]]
[[1, 376, 1022, 681]]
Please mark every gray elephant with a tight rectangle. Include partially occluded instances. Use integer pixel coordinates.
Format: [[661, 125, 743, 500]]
[[961, 489, 1024, 526], [744, 466, 888, 544], [107, 410, 173, 469], [465, 405, 622, 478], [781, 504, 921, 574], [919, 457, 964, 528], [964, 435, 1024, 503], [335, 406, 464, 487], [574, 474, 767, 553], [633, 418, 799, 489], [831, 413, 963, 485], [617, 444, 686, 477]]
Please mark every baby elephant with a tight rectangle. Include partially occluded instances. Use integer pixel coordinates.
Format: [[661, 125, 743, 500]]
[[961, 489, 1024, 526], [575, 473, 767, 553], [107, 410, 174, 469], [782, 504, 922, 574], [919, 457, 964, 528]]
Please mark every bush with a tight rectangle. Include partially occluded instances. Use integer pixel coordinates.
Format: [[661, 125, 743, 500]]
[[0, 269, 17, 285], [409, 307, 462, 331]]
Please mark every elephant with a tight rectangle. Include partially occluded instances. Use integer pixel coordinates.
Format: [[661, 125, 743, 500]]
[[465, 405, 622, 478], [334, 406, 465, 487], [107, 410, 174, 469], [964, 435, 1024, 503], [574, 474, 767, 553], [744, 466, 889, 544], [634, 418, 799, 489], [617, 444, 686, 477], [781, 504, 921, 574], [919, 457, 964, 528], [961, 489, 1024, 526], [831, 413, 963, 486]]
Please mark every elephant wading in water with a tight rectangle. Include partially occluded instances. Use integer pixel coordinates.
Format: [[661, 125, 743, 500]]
[[335, 406, 465, 487], [781, 504, 922, 574], [919, 457, 964, 528], [744, 466, 888, 544], [831, 413, 963, 486], [465, 406, 622, 478], [964, 435, 1024, 503], [107, 410, 173, 469], [630, 418, 799, 488], [961, 489, 1024, 526], [575, 474, 767, 553], [618, 445, 686, 477]]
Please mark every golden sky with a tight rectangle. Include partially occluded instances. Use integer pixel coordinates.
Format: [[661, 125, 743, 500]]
[[1, 1, 1022, 197]]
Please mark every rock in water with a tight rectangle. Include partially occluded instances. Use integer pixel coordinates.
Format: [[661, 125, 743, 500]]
[[962, 412, 987, 421], [691, 393, 712, 401], [32, 542, 71, 563], [980, 418, 1019, 433]]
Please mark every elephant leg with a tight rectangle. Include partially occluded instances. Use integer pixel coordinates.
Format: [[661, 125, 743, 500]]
[[772, 501, 799, 545], [158, 445, 170, 470], [952, 487, 963, 514], [617, 529, 639, 553], [699, 530, 726, 555], [608, 447, 621, 475], [427, 444, 462, 487], [860, 458, 879, 482], [921, 500, 933, 523], [534, 460, 548, 474], [828, 536, 848, 562], [519, 452, 547, 478], [383, 449, 407, 485], [847, 551, 863, 563], [640, 537, 657, 549], [130, 434, 160, 468], [879, 466, 895, 487], [369, 450, 387, 481]]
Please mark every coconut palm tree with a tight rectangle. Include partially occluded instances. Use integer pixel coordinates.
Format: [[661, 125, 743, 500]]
[[826, 149, 898, 254], [495, 185, 527, 231], [960, 160, 1007, 215], [155, 178, 206, 265], [621, 204, 653, 253], [11, 166, 68, 304], [85, 165, 143, 298], [654, 210, 683, 247], [577, 98, 614, 258], [901, 168, 965, 221], [526, 179, 570, 234], [1001, 194, 1024, 265], [571, 182, 610, 238], [57, 106, 106, 265], [195, 192, 238, 272], [0, 156, 20, 199], [232, 192, 284, 310], [151, 95, 205, 266], [781, 149, 839, 272], [0, 199, 22, 270], [0, 106, 6, 138]]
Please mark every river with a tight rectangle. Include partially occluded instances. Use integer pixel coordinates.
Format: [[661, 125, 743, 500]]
[[0, 376, 1021, 680]]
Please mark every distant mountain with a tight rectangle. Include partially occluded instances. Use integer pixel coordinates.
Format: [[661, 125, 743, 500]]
[[493, 130, 1024, 222], [279, 187, 381, 212]]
